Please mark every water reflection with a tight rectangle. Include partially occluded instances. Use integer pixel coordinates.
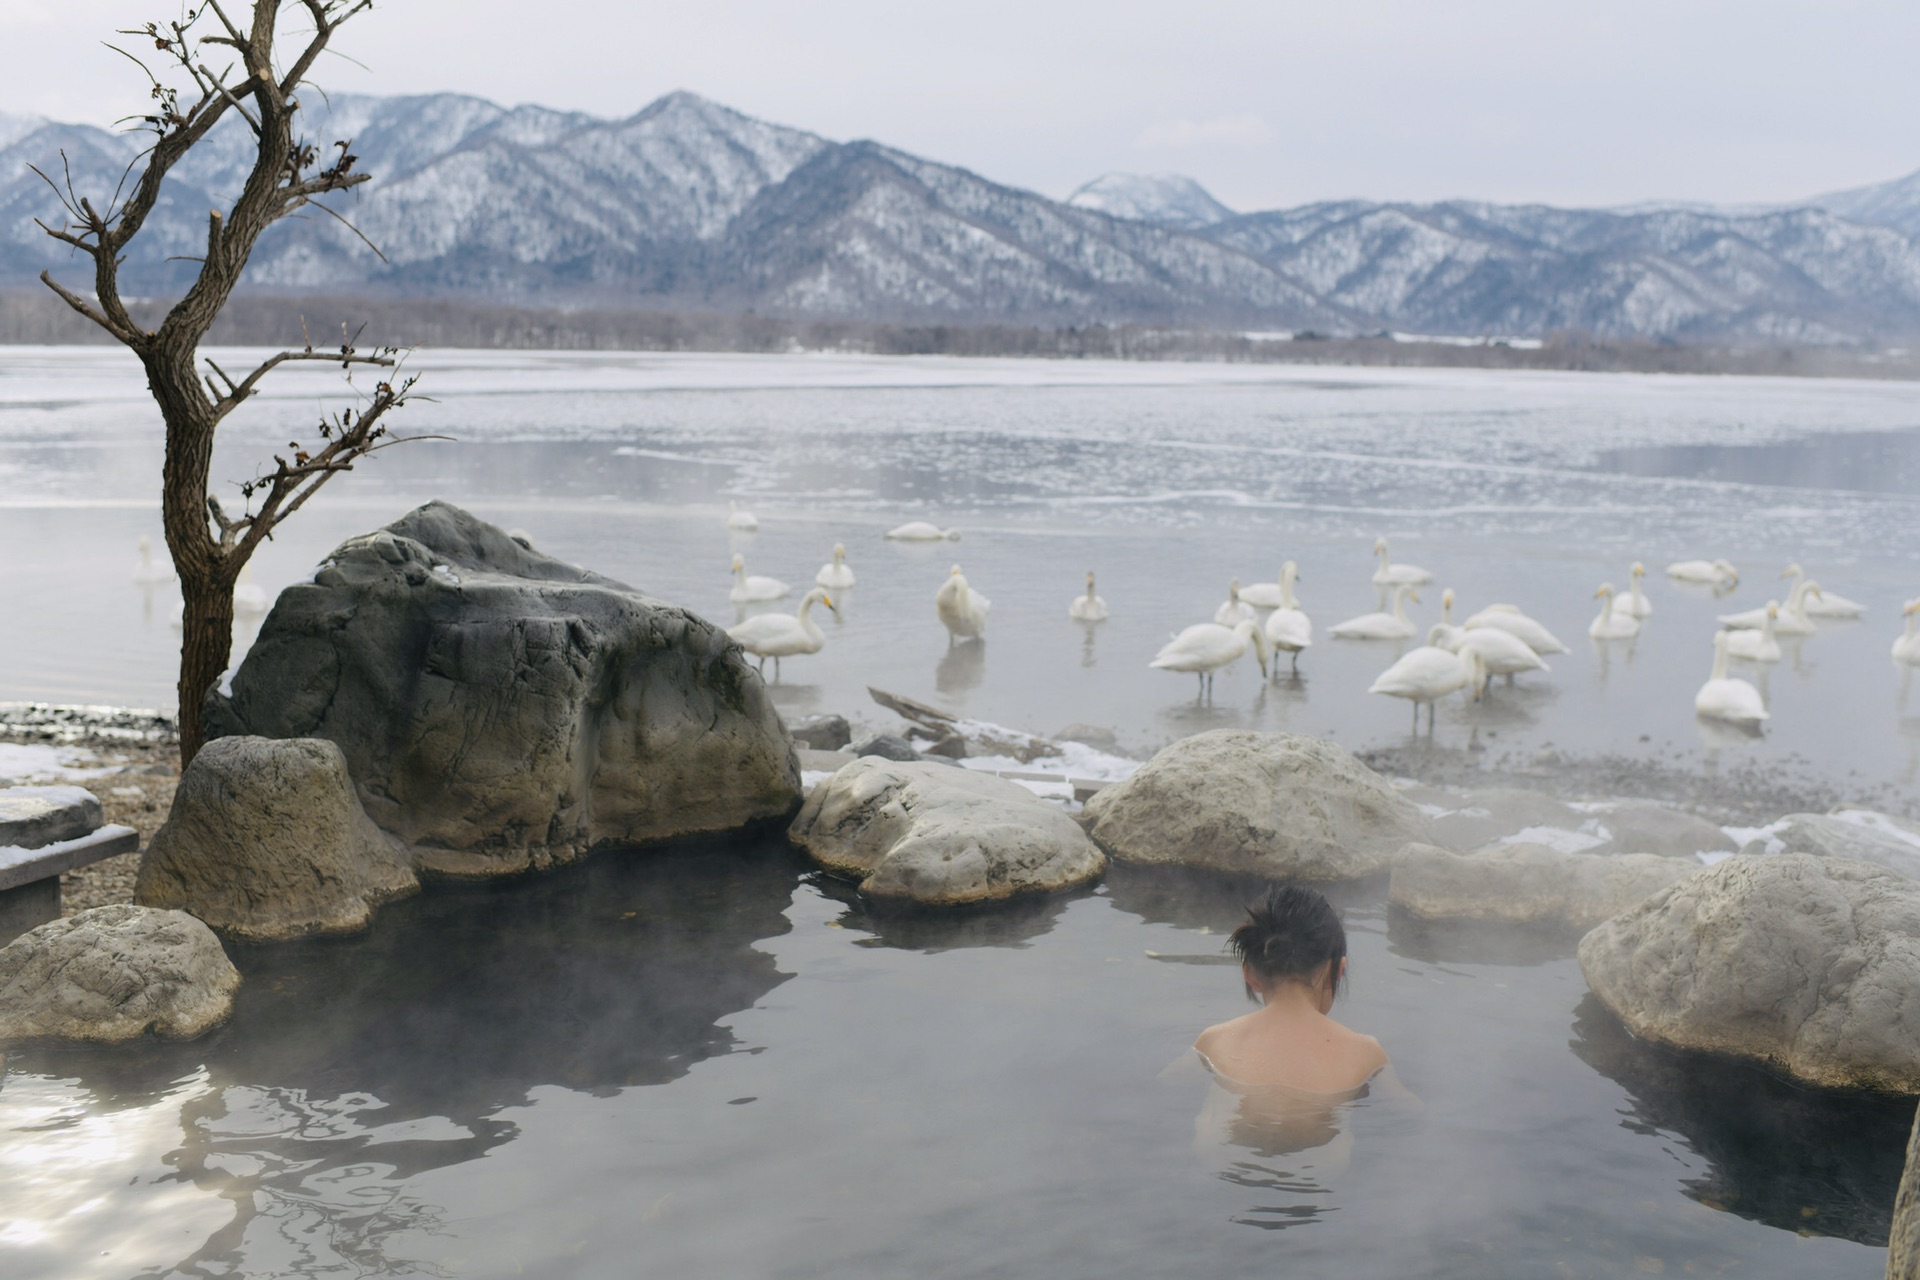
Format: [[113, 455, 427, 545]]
[[10, 838, 801, 1278], [1384, 905, 1575, 968], [1568, 994, 1915, 1245], [809, 872, 1082, 951], [935, 638, 986, 698]]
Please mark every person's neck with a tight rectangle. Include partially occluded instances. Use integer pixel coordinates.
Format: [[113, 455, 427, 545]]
[[1256, 981, 1325, 1017]]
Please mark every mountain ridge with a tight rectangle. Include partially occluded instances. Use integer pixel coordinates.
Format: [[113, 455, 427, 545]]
[[3, 90, 1919, 343]]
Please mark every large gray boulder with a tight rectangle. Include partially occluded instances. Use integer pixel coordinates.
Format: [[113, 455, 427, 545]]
[[1742, 811, 1920, 880], [1080, 730, 1429, 880], [204, 502, 802, 877], [1391, 842, 1698, 929], [136, 736, 418, 941], [790, 758, 1105, 904], [0, 905, 239, 1045], [1579, 854, 1920, 1093], [1422, 787, 1587, 852]]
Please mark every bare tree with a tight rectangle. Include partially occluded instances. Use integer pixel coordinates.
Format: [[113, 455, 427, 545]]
[[34, 1, 421, 763]]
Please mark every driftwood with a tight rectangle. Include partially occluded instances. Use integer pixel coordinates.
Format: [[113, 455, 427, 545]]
[[865, 687, 1062, 763]]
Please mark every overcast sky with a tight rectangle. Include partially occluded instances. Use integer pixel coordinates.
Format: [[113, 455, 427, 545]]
[[4, 1, 1917, 211]]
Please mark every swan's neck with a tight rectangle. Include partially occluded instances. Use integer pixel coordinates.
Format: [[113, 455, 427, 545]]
[[1630, 575, 1645, 610], [1786, 578, 1809, 614], [797, 594, 824, 636], [1905, 612, 1917, 642], [1760, 610, 1776, 643], [1710, 641, 1729, 682], [1376, 545, 1390, 569], [1393, 587, 1410, 622], [1086, 580, 1097, 602], [1594, 593, 1612, 627], [733, 562, 747, 584], [1280, 566, 1297, 610], [1442, 598, 1453, 625]]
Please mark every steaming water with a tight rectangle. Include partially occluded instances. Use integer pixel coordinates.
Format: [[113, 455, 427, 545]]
[[1, 347, 1917, 1276]]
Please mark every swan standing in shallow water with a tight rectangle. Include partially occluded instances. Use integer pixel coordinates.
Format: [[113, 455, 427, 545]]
[[729, 554, 790, 603], [1069, 571, 1109, 621], [1894, 601, 1920, 664], [1214, 579, 1256, 626], [1152, 619, 1270, 698], [936, 565, 990, 642], [728, 588, 838, 680], [1588, 584, 1640, 640], [1330, 583, 1419, 640], [1725, 602, 1782, 663], [1667, 558, 1738, 587], [815, 543, 856, 589], [1369, 645, 1488, 731], [1780, 563, 1865, 619], [1239, 565, 1301, 610], [133, 536, 173, 585], [1610, 562, 1652, 619], [1429, 622, 1546, 688], [1695, 631, 1768, 727], [1464, 604, 1568, 655], [887, 521, 960, 541], [726, 500, 758, 532], [1720, 580, 1820, 636], [1370, 538, 1432, 588], [1263, 562, 1311, 672]]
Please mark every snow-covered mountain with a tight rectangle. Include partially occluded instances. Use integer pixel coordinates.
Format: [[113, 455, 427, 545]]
[[5, 90, 1920, 342], [1066, 173, 1235, 230], [1811, 169, 1920, 241]]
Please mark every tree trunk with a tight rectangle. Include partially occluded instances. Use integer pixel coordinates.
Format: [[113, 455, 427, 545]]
[[149, 349, 231, 765]]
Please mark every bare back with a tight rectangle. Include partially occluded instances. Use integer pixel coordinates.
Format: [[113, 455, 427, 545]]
[[1195, 1005, 1388, 1094]]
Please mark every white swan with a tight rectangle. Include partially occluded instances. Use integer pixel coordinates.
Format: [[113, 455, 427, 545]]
[[1214, 579, 1256, 626], [815, 543, 856, 589], [133, 536, 173, 585], [1611, 562, 1652, 619], [1893, 600, 1920, 665], [232, 564, 270, 617], [1239, 564, 1302, 610], [1724, 602, 1782, 663], [1263, 562, 1311, 672], [1330, 584, 1419, 640], [1463, 605, 1569, 656], [728, 587, 838, 680], [729, 554, 791, 603], [887, 521, 960, 541], [1780, 563, 1864, 619], [1370, 537, 1432, 588], [1151, 619, 1270, 697], [1695, 630, 1768, 727], [1667, 558, 1738, 587], [726, 500, 759, 533], [1369, 645, 1488, 731], [1069, 570, 1109, 621], [936, 565, 990, 642], [1588, 583, 1640, 640], [1429, 622, 1546, 686], [1720, 580, 1819, 636]]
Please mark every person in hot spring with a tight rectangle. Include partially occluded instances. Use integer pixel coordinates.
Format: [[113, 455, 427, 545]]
[[1190, 884, 1415, 1158]]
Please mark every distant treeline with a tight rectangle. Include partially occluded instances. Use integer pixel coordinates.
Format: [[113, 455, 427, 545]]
[[4, 290, 1916, 380]]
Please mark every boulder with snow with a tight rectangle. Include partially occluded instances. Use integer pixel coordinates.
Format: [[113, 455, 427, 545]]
[[1578, 854, 1920, 1094], [1739, 810, 1920, 880], [1391, 842, 1698, 929], [789, 757, 1105, 905], [1080, 730, 1429, 880]]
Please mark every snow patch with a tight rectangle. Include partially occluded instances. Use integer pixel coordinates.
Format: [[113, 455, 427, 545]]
[[1498, 825, 1608, 854]]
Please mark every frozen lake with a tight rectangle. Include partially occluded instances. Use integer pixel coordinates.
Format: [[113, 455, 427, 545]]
[[1, 346, 1917, 1279], [2, 345, 1919, 791]]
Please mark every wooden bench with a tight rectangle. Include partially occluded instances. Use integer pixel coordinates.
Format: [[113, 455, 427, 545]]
[[0, 785, 141, 945]]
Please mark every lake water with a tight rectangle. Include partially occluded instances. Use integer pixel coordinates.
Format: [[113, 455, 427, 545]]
[[1, 347, 1917, 1277]]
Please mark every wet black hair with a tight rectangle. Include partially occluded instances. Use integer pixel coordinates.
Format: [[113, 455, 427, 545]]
[[1228, 884, 1348, 1004]]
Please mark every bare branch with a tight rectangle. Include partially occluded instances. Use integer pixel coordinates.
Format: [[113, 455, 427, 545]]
[[37, 271, 133, 341], [303, 197, 387, 261], [209, 346, 397, 425]]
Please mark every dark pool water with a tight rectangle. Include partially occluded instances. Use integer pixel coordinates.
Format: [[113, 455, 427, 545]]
[[2, 841, 1909, 1279]]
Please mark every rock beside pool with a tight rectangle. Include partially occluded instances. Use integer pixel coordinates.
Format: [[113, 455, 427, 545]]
[[1391, 842, 1698, 929], [202, 500, 802, 877], [789, 757, 1105, 904], [0, 785, 104, 848], [789, 714, 853, 752], [0, 905, 239, 1045], [136, 736, 418, 941], [1741, 811, 1920, 880], [1578, 854, 1920, 1094], [1894, 1110, 1920, 1278], [1081, 730, 1428, 880], [852, 734, 922, 763], [1587, 801, 1736, 859], [1423, 787, 1586, 851]]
